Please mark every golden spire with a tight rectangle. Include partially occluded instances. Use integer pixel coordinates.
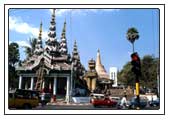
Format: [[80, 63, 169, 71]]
[[38, 21, 42, 40], [96, 49, 102, 65], [95, 49, 109, 79]]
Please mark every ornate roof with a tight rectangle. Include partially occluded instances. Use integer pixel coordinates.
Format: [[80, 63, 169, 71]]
[[17, 54, 71, 71], [17, 9, 71, 72]]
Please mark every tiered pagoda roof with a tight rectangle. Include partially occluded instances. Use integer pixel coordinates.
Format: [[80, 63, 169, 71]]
[[18, 9, 72, 71], [72, 40, 85, 74]]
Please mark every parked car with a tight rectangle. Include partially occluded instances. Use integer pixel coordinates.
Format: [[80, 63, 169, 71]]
[[91, 97, 117, 107], [109, 96, 121, 102], [128, 97, 148, 109], [9, 89, 39, 109], [149, 98, 160, 107], [90, 93, 105, 103]]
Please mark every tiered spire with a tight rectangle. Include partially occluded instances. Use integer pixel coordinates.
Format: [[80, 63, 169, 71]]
[[72, 40, 86, 82], [45, 9, 60, 56], [59, 20, 68, 55], [34, 21, 43, 55], [72, 40, 80, 62]]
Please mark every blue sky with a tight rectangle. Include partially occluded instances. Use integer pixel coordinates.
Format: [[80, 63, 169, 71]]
[[9, 9, 159, 71]]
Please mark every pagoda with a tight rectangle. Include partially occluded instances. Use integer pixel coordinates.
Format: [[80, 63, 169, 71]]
[[95, 49, 112, 93], [95, 49, 109, 79], [16, 9, 86, 102], [84, 49, 113, 93]]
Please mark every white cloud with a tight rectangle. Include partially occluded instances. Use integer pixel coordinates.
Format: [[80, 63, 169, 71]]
[[15, 40, 31, 48], [9, 16, 48, 39], [9, 40, 30, 48], [49, 9, 120, 16]]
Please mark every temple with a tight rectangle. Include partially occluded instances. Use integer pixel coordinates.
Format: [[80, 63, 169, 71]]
[[16, 9, 85, 102], [16, 9, 114, 103]]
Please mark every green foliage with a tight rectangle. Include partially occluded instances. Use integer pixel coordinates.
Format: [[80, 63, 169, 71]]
[[118, 62, 135, 87], [9, 42, 20, 66], [126, 27, 139, 52], [141, 55, 158, 88], [126, 27, 139, 43], [24, 38, 37, 58], [118, 55, 159, 89], [9, 42, 20, 88]]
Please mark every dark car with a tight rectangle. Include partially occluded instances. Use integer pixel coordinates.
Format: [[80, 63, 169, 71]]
[[149, 98, 160, 107], [9, 89, 39, 109], [128, 97, 147, 109]]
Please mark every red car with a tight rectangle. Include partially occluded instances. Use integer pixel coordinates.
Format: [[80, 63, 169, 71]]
[[91, 97, 117, 107]]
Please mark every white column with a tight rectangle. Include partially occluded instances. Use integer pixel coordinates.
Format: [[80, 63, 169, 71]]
[[66, 76, 70, 103], [41, 81, 45, 92], [19, 75, 22, 89], [53, 77, 57, 95], [30, 77, 34, 90]]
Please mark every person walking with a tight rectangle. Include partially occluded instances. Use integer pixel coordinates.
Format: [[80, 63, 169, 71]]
[[120, 95, 127, 109]]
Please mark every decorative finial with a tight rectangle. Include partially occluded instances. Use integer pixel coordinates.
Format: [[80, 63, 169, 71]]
[[74, 40, 77, 45], [97, 49, 100, 53], [53, 9, 56, 16], [38, 21, 42, 40]]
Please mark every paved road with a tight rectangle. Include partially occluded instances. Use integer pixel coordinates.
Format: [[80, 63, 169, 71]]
[[34, 104, 117, 110], [33, 103, 159, 110]]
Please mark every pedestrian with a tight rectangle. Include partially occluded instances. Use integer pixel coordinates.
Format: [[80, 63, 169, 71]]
[[120, 95, 127, 109], [41, 93, 45, 106]]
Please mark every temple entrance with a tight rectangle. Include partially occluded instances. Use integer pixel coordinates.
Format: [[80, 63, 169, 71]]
[[57, 77, 67, 95]]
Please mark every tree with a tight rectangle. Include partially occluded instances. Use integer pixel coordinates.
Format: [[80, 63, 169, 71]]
[[118, 55, 159, 91], [141, 55, 158, 89], [126, 27, 139, 52], [9, 42, 20, 89], [9, 42, 20, 67], [24, 38, 37, 58], [117, 62, 136, 87]]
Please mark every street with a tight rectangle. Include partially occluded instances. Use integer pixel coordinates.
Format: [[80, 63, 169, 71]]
[[33, 104, 117, 110], [32, 103, 160, 110]]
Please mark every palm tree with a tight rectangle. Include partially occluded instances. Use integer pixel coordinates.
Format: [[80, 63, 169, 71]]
[[126, 27, 139, 53], [24, 38, 37, 58]]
